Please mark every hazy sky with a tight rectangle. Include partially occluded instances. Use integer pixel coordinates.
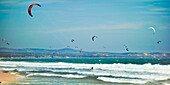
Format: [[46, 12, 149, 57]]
[[0, 0, 170, 53]]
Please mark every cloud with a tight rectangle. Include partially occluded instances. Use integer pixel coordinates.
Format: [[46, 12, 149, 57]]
[[33, 22, 145, 33], [0, 0, 16, 4], [0, 0, 71, 13], [134, 6, 170, 15], [0, 9, 12, 12], [159, 26, 170, 29], [0, 0, 70, 7], [150, 8, 170, 11], [143, 11, 170, 14], [158, 24, 170, 29], [0, 0, 29, 6]]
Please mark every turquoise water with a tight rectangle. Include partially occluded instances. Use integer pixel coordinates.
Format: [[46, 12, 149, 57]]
[[0, 58, 170, 85], [1, 58, 170, 64]]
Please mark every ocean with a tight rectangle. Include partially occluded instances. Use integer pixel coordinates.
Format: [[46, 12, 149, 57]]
[[0, 58, 170, 85]]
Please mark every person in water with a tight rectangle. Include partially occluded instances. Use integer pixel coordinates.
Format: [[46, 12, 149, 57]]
[[88, 67, 93, 71]]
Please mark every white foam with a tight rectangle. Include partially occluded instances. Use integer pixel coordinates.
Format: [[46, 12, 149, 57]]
[[164, 83, 170, 85], [0, 61, 170, 81], [97, 77, 147, 84], [10, 72, 17, 74], [16, 82, 30, 84], [51, 70, 77, 73], [0, 68, 15, 71], [60, 74, 86, 78], [27, 73, 86, 78], [1, 61, 169, 73], [78, 70, 170, 80]]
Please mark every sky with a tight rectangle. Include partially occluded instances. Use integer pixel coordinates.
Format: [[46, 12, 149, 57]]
[[0, 0, 170, 53]]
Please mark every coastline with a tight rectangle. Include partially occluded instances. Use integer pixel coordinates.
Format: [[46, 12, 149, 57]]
[[0, 58, 169, 85], [0, 70, 22, 84]]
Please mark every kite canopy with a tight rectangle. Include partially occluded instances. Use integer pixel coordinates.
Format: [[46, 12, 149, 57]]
[[92, 36, 98, 41], [157, 41, 161, 44], [126, 48, 129, 51], [124, 45, 129, 51], [6, 42, 10, 45], [71, 39, 75, 42], [28, 3, 41, 17], [148, 27, 155, 35]]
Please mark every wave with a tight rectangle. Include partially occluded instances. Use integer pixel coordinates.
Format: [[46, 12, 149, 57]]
[[77, 70, 170, 80], [0, 61, 170, 72], [97, 77, 147, 84], [1, 61, 170, 73], [51, 70, 78, 73], [27, 73, 86, 78], [0, 61, 170, 81]]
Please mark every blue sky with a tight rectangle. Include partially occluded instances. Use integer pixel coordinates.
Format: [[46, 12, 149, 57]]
[[0, 0, 170, 53]]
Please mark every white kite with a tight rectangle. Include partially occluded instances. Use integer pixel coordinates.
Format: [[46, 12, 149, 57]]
[[148, 27, 155, 35]]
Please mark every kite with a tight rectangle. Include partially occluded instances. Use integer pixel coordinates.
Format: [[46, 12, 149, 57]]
[[148, 27, 155, 35], [92, 36, 98, 41], [28, 3, 41, 17]]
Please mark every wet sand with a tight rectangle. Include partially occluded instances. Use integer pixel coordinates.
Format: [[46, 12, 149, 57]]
[[0, 70, 21, 84]]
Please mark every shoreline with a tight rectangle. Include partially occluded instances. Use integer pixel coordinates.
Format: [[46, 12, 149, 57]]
[[0, 57, 170, 59], [0, 59, 169, 85], [0, 70, 22, 84]]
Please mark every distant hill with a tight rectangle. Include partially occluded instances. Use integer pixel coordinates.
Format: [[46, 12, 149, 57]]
[[0, 47, 169, 58], [0, 47, 79, 53]]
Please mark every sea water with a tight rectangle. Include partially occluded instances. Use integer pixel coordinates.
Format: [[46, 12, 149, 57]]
[[0, 58, 170, 85]]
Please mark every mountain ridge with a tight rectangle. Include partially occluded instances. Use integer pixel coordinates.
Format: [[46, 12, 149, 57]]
[[0, 47, 169, 58]]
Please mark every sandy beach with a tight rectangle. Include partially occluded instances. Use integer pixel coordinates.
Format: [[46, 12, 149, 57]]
[[0, 70, 21, 84]]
